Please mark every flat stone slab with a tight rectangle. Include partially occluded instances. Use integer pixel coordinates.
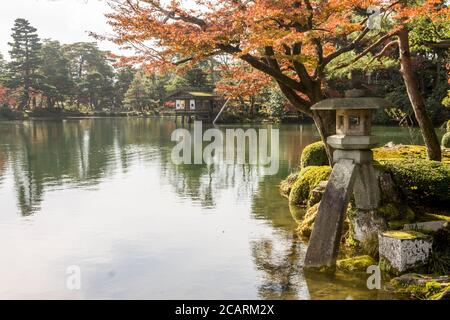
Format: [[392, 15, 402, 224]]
[[403, 220, 447, 232], [327, 135, 379, 150], [379, 230, 432, 273]]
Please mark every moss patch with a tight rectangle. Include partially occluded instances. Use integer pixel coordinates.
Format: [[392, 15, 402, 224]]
[[336, 255, 377, 273], [300, 141, 329, 168], [375, 159, 450, 206], [389, 274, 450, 300], [373, 144, 450, 162], [289, 166, 332, 206], [382, 230, 429, 240], [297, 203, 319, 238]]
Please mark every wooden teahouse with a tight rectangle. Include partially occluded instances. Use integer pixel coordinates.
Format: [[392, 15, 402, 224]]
[[164, 89, 222, 123]]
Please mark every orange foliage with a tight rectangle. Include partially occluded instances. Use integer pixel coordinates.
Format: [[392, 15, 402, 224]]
[[0, 86, 16, 107], [104, 0, 449, 112]]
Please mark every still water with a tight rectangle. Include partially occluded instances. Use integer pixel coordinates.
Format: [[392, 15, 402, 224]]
[[0, 118, 422, 299]]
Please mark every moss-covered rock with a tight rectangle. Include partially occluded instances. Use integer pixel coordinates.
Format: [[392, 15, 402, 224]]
[[297, 202, 319, 238], [279, 172, 298, 198], [336, 255, 377, 273], [300, 141, 329, 168], [382, 230, 430, 240], [375, 159, 450, 206], [388, 273, 450, 300], [307, 180, 327, 207], [442, 132, 450, 148], [289, 166, 332, 206]]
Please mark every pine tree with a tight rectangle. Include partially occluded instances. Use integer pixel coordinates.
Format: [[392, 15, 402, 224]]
[[123, 71, 153, 111], [39, 40, 72, 108], [8, 18, 42, 110]]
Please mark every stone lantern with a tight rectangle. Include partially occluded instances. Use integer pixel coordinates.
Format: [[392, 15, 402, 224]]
[[312, 89, 391, 164], [304, 89, 392, 271]]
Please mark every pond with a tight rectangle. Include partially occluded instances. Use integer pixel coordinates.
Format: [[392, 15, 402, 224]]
[[0, 118, 426, 299]]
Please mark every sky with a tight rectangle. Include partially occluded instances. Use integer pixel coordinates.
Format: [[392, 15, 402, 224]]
[[0, 0, 120, 59]]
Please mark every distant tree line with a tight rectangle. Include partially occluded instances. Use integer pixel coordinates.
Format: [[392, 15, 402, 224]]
[[0, 18, 216, 113], [0, 18, 448, 127]]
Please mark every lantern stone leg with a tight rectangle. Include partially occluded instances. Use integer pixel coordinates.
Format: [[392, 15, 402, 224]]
[[304, 159, 358, 270]]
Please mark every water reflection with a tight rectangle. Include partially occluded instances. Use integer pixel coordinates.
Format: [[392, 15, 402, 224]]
[[0, 118, 410, 299]]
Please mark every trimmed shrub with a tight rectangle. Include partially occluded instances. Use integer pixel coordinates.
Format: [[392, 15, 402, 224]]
[[300, 141, 329, 168], [442, 132, 450, 148], [289, 165, 332, 205], [376, 159, 450, 206]]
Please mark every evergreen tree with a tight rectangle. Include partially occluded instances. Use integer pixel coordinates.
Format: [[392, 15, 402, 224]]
[[63, 42, 114, 110], [8, 18, 42, 110], [38, 40, 72, 108], [123, 71, 154, 111], [113, 66, 135, 110]]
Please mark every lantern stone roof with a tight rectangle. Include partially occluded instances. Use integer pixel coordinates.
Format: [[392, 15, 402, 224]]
[[311, 97, 392, 111]]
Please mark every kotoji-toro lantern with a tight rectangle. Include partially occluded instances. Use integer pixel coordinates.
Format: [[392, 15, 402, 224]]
[[313, 89, 391, 164], [304, 89, 392, 272]]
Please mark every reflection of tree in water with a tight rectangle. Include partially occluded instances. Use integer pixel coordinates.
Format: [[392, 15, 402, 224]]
[[159, 160, 261, 209], [251, 232, 305, 299], [0, 118, 175, 216], [0, 145, 8, 188]]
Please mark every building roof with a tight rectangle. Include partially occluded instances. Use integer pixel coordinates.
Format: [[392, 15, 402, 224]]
[[187, 91, 214, 97], [165, 89, 217, 100]]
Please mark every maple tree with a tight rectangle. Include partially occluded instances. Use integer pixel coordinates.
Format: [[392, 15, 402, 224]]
[[105, 0, 448, 161]]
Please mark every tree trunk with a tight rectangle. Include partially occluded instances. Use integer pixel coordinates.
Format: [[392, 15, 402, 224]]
[[312, 110, 336, 165], [397, 28, 441, 161]]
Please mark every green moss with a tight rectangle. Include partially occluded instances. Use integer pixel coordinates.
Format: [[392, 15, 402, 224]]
[[297, 203, 319, 238], [336, 255, 377, 273], [390, 274, 450, 300], [300, 141, 329, 168], [442, 132, 450, 148], [382, 230, 429, 239], [373, 144, 450, 163], [289, 166, 332, 206], [375, 159, 450, 206]]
